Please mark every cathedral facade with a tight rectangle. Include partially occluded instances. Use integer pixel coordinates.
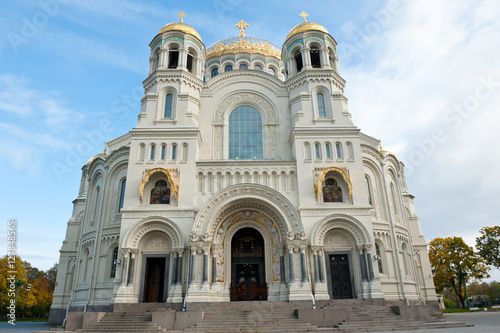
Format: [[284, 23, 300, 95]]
[[49, 12, 437, 324]]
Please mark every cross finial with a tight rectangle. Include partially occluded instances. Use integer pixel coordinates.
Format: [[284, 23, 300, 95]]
[[299, 11, 309, 22], [177, 11, 187, 23], [235, 19, 249, 36]]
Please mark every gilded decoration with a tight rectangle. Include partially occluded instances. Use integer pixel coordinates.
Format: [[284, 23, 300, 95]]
[[158, 22, 202, 41], [214, 210, 280, 283], [314, 166, 353, 201], [286, 18, 329, 40], [206, 38, 281, 59], [139, 168, 179, 202]]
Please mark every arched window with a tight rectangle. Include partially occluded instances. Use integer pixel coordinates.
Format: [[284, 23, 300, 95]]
[[211, 67, 219, 78], [171, 144, 177, 160], [317, 93, 326, 117], [315, 143, 321, 159], [168, 48, 179, 68], [254, 65, 262, 71], [365, 176, 373, 206], [118, 179, 126, 212], [164, 94, 173, 118], [186, 53, 194, 73], [150, 144, 156, 160], [310, 47, 321, 68], [294, 51, 303, 72], [304, 142, 311, 160], [239, 64, 248, 69], [229, 106, 263, 160], [322, 178, 343, 202], [93, 187, 100, 220], [267, 68, 275, 76], [182, 143, 188, 161], [390, 182, 398, 215], [347, 142, 354, 159], [150, 180, 170, 204], [375, 243, 383, 274], [325, 143, 332, 159], [110, 247, 118, 278], [161, 144, 166, 160], [225, 65, 233, 72], [153, 49, 160, 69], [336, 143, 343, 159]]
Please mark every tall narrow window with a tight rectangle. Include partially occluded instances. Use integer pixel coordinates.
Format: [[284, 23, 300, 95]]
[[347, 142, 354, 159], [182, 143, 188, 161], [168, 49, 179, 68], [315, 143, 321, 159], [225, 65, 233, 72], [365, 176, 373, 206], [150, 144, 156, 160], [239, 64, 248, 69], [229, 106, 263, 159], [304, 142, 311, 160], [390, 182, 399, 215], [186, 53, 194, 73], [336, 143, 343, 159], [110, 247, 118, 278], [211, 67, 219, 78], [171, 144, 177, 160], [138, 144, 145, 161], [310, 47, 321, 68], [294, 51, 303, 72], [118, 179, 126, 212], [375, 243, 383, 274], [164, 94, 173, 118], [93, 187, 100, 220], [161, 145, 166, 160], [325, 143, 332, 159], [317, 93, 326, 117]]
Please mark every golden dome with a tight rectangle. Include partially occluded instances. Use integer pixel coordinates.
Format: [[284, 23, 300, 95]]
[[158, 22, 202, 41], [286, 22, 329, 40], [86, 153, 106, 165], [206, 36, 281, 59]]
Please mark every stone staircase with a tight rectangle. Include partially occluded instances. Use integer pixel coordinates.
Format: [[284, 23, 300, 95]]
[[183, 301, 330, 332], [69, 300, 469, 333]]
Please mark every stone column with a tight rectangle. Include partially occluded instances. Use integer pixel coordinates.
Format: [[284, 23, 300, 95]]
[[176, 249, 183, 285], [300, 247, 307, 283], [321, 47, 331, 69], [186, 235, 212, 303], [288, 247, 295, 283], [312, 248, 320, 283], [303, 47, 312, 69], [127, 250, 136, 286], [171, 252, 178, 285]]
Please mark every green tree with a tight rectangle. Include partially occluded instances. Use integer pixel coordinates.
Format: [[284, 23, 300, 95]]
[[428, 237, 490, 309], [476, 226, 500, 269]]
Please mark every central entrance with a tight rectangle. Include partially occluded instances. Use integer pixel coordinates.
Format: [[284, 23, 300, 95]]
[[230, 228, 267, 301], [143, 257, 167, 303]]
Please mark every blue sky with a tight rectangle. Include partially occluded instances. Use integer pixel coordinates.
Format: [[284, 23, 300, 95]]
[[1, 0, 499, 281]]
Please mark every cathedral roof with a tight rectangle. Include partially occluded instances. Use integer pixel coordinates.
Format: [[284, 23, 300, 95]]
[[206, 35, 281, 59], [158, 22, 202, 41], [286, 21, 328, 40], [286, 12, 329, 40], [86, 153, 106, 165]]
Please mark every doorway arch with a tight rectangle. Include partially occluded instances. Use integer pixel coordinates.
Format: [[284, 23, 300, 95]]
[[230, 227, 267, 301]]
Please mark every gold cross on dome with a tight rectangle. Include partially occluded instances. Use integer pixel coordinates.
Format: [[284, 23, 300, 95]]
[[299, 11, 309, 22], [177, 11, 187, 23], [235, 19, 249, 36]]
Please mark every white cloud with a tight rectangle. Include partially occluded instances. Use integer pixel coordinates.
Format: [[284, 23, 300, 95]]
[[341, 0, 500, 248]]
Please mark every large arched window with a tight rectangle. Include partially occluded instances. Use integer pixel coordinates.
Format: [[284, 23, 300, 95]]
[[164, 94, 173, 118], [229, 106, 263, 160], [310, 47, 321, 68], [365, 176, 373, 206], [211, 67, 219, 78], [225, 65, 233, 72], [294, 51, 303, 72]]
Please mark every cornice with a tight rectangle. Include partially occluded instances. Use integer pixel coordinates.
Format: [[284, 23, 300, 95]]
[[290, 127, 360, 139], [286, 70, 346, 93], [201, 71, 288, 97], [130, 128, 200, 138], [143, 70, 204, 92]]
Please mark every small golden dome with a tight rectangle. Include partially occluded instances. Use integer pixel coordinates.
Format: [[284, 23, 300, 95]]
[[86, 153, 106, 165], [158, 22, 202, 41], [286, 22, 329, 40]]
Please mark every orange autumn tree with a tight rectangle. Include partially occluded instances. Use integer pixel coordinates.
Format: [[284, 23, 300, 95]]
[[0, 255, 57, 318], [428, 237, 490, 309]]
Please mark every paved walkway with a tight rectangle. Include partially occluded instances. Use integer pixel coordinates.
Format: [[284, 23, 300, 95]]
[[367, 311, 500, 333], [0, 321, 56, 333]]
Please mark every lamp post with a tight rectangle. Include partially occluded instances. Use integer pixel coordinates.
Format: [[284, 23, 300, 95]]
[[457, 270, 470, 309]]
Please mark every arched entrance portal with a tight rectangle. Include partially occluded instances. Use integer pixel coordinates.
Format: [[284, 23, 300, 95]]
[[230, 228, 267, 301]]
